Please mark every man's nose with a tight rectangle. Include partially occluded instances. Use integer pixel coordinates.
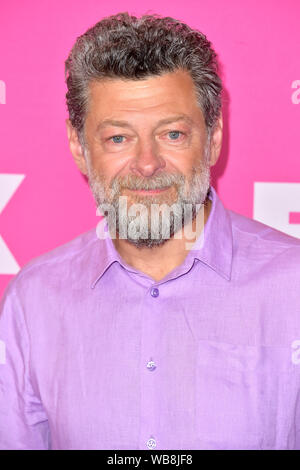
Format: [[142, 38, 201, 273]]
[[129, 140, 166, 177]]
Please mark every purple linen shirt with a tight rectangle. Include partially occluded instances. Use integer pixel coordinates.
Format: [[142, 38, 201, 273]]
[[1, 185, 300, 450]]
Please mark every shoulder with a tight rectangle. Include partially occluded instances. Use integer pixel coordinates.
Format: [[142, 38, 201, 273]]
[[228, 209, 300, 266], [2, 227, 101, 298]]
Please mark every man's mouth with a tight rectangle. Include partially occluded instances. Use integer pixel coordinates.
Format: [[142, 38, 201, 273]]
[[127, 187, 170, 195]]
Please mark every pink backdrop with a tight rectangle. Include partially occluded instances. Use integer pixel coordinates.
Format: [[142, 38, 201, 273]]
[[1, 0, 300, 299]]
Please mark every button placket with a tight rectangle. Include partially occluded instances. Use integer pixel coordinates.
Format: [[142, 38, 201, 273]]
[[139, 286, 162, 449]]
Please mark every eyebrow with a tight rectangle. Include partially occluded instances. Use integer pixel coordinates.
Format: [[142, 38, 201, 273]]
[[96, 114, 194, 132]]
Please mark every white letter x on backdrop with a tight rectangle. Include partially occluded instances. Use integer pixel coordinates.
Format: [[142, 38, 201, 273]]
[[0, 174, 25, 274]]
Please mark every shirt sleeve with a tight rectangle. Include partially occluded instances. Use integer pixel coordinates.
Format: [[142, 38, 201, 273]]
[[0, 281, 50, 449]]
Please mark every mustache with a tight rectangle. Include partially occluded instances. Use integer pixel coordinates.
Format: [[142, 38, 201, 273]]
[[110, 172, 186, 191]]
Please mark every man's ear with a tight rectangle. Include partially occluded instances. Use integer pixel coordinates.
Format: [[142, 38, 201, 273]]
[[209, 113, 223, 167], [65, 119, 88, 176]]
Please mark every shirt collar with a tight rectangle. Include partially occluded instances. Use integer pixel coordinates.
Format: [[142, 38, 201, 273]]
[[191, 185, 233, 281], [90, 185, 233, 289]]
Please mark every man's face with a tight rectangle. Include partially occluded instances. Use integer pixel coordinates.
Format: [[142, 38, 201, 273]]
[[68, 68, 222, 247]]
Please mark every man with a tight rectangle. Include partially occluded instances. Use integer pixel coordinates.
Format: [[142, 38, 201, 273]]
[[1, 12, 300, 450]]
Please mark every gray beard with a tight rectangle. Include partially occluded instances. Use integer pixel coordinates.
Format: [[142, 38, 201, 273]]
[[86, 148, 211, 248]]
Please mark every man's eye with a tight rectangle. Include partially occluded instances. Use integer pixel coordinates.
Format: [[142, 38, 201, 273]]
[[167, 131, 184, 140], [109, 135, 125, 144]]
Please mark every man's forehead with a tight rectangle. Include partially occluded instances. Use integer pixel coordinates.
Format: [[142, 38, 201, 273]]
[[84, 70, 206, 131]]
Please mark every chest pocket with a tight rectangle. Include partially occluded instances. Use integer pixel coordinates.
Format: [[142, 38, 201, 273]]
[[194, 339, 297, 449]]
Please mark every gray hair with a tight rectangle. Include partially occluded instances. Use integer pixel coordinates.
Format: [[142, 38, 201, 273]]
[[65, 12, 222, 145]]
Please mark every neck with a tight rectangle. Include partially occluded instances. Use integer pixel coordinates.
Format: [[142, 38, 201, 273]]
[[111, 196, 212, 282]]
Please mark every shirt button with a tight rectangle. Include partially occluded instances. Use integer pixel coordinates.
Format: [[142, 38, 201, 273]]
[[146, 437, 157, 449], [146, 360, 156, 371], [150, 287, 159, 298]]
